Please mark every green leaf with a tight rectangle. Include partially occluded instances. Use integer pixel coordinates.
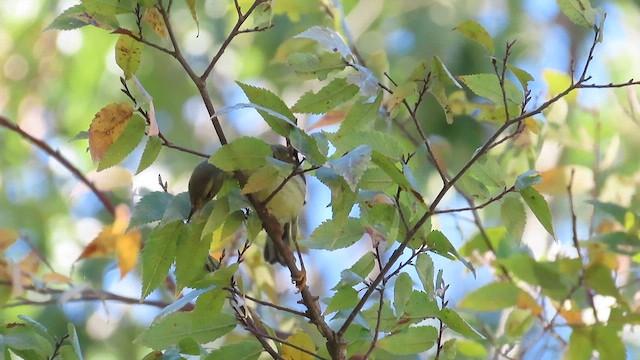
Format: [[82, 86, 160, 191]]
[[142, 221, 186, 298], [401, 291, 440, 323], [135, 291, 237, 349], [514, 169, 542, 190], [130, 191, 174, 229], [289, 127, 327, 166], [324, 287, 359, 314], [362, 300, 399, 333], [161, 192, 191, 224], [302, 217, 364, 250], [593, 324, 625, 359], [66, 323, 84, 360], [370, 152, 424, 205], [210, 137, 271, 171], [2, 323, 53, 357], [334, 251, 376, 289], [504, 308, 536, 338], [295, 26, 353, 60], [175, 222, 211, 288], [501, 196, 526, 241], [439, 308, 484, 339], [332, 130, 407, 160], [457, 340, 488, 358], [557, 0, 597, 28], [82, 0, 131, 15], [202, 199, 231, 239], [519, 187, 555, 237], [292, 78, 359, 114], [586, 200, 628, 224], [115, 34, 143, 80], [252, 1, 272, 28], [460, 226, 509, 257], [45, 5, 100, 31], [394, 272, 413, 315], [338, 93, 382, 136], [315, 167, 358, 227], [565, 327, 593, 360], [97, 115, 145, 171], [458, 282, 532, 311], [287, 52, 346, 80], [185, 0, 199, 30], [454, 20, 495, 54], [427, 230, 475, 275], [458, 74, 523, 105], [135, 136, 162, 174], [415, 253, 435, 295], [16, 315, 55, 344], [584, 264, 621, 299], [236, 82, 296, 136], [204, 340, 263, 360], [377, 326, 438, 355], [328, 145, 372, 191], [507, 64, 534, 90]]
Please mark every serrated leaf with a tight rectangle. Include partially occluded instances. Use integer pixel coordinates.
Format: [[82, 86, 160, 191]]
[[557, 0, 597, 27], [427, 230, 475, 275], [338, 93, 382, 136], [507, 64, 534, 90], [204, 340, 263, 360], [388, 82, 415, 112], [135, 136, 162, 174], [454, 20, 495, 54], [141, 221, 186, 298], [324, 287, 359, 314], [143, 7, 167, 38], [458, 74, 523, 105], [281, 331, 316, 360], [501, 196, 526, 241], [89, 102, 134, 163], [82, 0, 131, 15], [288, 52, 346, 80], [415, 253, 435, 295], [175, 222, 211, 289], [292, 78, 359, 114], [295, 26, 353, 61], [115, 33, 143, 80], [347, 64, 380, 98], [328, 145, 372, 191], [458, 282, 536, 311], [135, 291, 236, 349], [377, 326, 438, 355], [236, 82, 296, 136], [289, 127, 327, 166], [519, 187, 555, 237], [130, 191, 173, 229], [97, 115, 145, 171], [302, 217, 364, 250], [432, 56, 461, 88], [394, 272, 413, 315], [439, 308, 484, 339], [210, 137, 271, 171], [334, 251, 375, 288], [46, 4, 119, 31]]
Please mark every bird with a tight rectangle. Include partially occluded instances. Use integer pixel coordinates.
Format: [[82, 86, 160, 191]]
[[186, 144, 306, 265], [187, 161, 226, 222], [255, 144, 306, 265]]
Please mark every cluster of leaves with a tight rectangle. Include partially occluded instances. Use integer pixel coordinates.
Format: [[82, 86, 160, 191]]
[[2, 0, 640, 359]]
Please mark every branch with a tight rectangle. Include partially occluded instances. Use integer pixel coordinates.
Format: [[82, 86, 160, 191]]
[[433, 186, 516, 215], [0, 116, 116, 216]]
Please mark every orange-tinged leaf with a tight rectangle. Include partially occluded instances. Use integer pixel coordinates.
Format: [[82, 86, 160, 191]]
[[78, 226, 118, 259], [0, 228, 20, 252], [116, 230, 141, 278], [144, 7, 167, 38], [281, 331, 315, 360], [559, 308, 584, 325], [307, 110, 345, 131], [185, 0, 200, 32], [42, 272, 72, 284], [89, 103, 134, 163], [516, 291, 542, 315], [115, 34, 143, 79]]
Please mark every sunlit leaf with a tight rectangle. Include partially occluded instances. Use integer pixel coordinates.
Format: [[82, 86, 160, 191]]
[[143, 7, 167, 38], [557, 0, 597, 28], [115, 34, 143, 80], [324, 287, 359, 315], [519, 187, 555, 237], [454, 20, 495, 54], [88, 102, 134, 163], [135, 136, 162, 174], [281, 331, 316, 360], [303, 217, 364, 250], [204, 340, 263, 360], [236, 82, 297, 136], [458, 74, 523, 105], [185, 0, 199, 31], [327, 145, 372, 191], [295, 26, 353, 61], [210, 137, 271, 171], [501, 196, 526, 241], [439, 308, 484, 339], [377, 326, 437, 355], [97, 115, 145, 171], [292, 78, 359, 114]]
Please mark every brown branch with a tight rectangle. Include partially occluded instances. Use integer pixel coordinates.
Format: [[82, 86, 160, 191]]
[[0, 115, 116, 216], [433, 186, 516, 215]]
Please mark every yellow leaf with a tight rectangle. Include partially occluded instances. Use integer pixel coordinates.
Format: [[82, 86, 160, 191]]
[[542, 69, 577, 104], [559, 308, 584, 325], [523, 117, 539, 134], [144, 7, 168, 38], [77, 205, 136, 266], [116, 230, 141, 278], [185, 0, 199, 32], [88, 103, 134, 163], [115, 34, 143, 79], [281, 330, 316, 360]]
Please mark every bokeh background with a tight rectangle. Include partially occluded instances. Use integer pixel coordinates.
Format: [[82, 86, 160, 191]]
[[2, 0, 640, 358]]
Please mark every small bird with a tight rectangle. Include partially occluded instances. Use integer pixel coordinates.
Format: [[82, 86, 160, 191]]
[[186, 145, 306, 265], [255, 145, 306, 265], [187, 161, 226, 222]]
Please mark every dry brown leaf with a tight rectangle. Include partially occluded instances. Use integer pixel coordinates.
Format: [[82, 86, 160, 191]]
[[144, 7, 168, 38], [307, 110, 345, 131]]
